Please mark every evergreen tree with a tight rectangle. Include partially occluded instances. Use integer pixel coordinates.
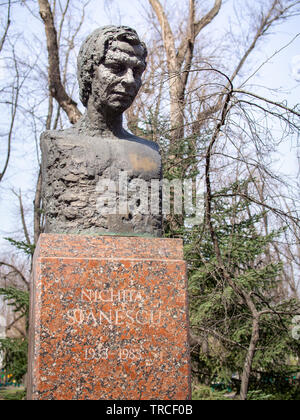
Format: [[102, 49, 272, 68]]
[[0, 286, 29, 383], [187, 181, 300, 398]]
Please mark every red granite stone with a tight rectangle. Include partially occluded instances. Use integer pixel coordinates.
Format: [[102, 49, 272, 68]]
[[27, 234, 191, 400]]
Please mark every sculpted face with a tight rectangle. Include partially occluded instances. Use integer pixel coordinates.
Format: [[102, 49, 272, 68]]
[[91, 40, 146, 114]]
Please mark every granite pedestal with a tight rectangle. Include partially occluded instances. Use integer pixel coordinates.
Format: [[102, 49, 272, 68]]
[[27, 234, 191, 400]]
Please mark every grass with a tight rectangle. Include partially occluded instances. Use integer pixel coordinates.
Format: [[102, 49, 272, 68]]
[[0, 386, 26, 400]]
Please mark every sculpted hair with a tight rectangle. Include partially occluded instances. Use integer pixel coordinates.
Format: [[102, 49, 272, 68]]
[[77, 25, 147, 107]]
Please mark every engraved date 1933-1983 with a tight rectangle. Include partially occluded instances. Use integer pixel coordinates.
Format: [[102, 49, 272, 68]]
[[84, 344, 161, 363]]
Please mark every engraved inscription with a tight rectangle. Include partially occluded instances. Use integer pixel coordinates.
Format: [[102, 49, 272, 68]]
[[83, 339, 166, 365], [81, 288, 144, 303], [84, 347, 143, 361], [64, 288, 164, 327], [67, 308, 162, 326]]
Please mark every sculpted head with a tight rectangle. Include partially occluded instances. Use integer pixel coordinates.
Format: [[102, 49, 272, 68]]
[[77, 26, 147, 114]]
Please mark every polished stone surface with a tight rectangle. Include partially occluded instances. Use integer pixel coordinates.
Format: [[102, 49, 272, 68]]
[[27, 234, 191, 400]]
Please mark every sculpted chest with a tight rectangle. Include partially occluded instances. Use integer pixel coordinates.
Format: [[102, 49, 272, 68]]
[[41, 130, 162, 236]]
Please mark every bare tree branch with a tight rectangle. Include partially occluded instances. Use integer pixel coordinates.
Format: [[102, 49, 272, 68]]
[[234, 89, 300, 118], [190, 327, 248, 350], [0, 262, 29, 289], [0, 49, 20, 184], [5, 312, 26, 338], [38, 0, 82, 124], [194, 0, 222, 37], [12, 189, 31, 246], [177, 0, 222, 68], [0, 0, 11, 53], [148, 0, 223, 138], [230, 0, 300, 84]]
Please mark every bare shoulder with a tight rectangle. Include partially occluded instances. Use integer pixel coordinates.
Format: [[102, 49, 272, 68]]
[[40, 127, 78, 145], [122, 130, 160, 154]]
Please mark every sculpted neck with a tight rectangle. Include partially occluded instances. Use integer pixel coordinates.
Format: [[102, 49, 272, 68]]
[[77, 102, 125, 138]]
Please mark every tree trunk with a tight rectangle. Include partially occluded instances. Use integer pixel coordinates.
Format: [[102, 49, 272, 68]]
[[38, 0, 81, 124], [240, 316, 260, 400]]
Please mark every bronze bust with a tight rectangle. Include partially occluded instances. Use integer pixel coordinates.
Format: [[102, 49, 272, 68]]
[[41, 26, 162, 236]]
